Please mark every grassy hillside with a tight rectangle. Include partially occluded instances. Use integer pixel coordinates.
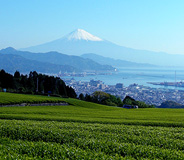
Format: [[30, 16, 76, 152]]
[[0, 92, 66, 105], [0, 92, 184, 159]]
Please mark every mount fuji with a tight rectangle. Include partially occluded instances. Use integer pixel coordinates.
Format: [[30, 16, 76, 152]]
[[21, 29, 184, 66], [63, 29, 103, 41]]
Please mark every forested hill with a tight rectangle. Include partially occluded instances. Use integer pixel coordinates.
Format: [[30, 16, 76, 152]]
[[0, 53, 76, 74], [0, 70, 77, 98], [158, 101, 184, 108], [0, 47, 115, 72]]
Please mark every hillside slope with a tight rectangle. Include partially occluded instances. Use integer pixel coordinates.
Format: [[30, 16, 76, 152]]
[[0, 47, 115, 72], [0, 53, 76, 73], [81, 53, 157, 68], [0, 93, 183, 159]]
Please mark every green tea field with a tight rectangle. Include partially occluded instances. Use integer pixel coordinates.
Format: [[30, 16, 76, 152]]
[[0, 92, 183, 159]]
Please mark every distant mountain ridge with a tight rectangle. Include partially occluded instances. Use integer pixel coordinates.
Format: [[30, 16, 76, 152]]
[[0, 47, 115, 73], [81, 53, 157, 68], [21, 29, 184, 66], [0, 53, 76, 74]]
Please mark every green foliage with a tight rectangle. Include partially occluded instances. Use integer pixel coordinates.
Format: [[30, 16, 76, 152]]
[[0, 70, 77, 98], [0, 70, 14, 89], [89, 91, 123, 106], [83, 93, 152, 108], [159, 100, 184, 108], [123, 96, 136, 105], [0, 93, 183, 159], [123, 96, 155, 108], [84, 94, 92, 102], [0, 120, 183, 159], [79, 93, 85, 100], [0, 93, 183, 127], [0, 92, 65, 105], [14, 71, 20, 79], [91, 91, 110, 103]]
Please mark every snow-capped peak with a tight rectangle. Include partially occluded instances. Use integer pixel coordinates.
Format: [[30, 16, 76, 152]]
[[64, 29, 103, 41]]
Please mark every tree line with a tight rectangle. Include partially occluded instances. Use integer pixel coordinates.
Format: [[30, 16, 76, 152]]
[[0, 69, 154, 108], [79, 91, 155, 108], [0, 70, 77, 98]]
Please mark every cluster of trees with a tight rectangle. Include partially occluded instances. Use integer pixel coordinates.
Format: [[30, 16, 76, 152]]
[[79, 91, 123, 107], [79, 92, 154, 108], [0, 70, 77, 98], [0, 69, 154, 108], [123, 96, 155, 108], [158, 100, 184, 108]]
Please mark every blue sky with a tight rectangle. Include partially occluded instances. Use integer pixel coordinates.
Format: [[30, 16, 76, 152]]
[[1, 0, 184, 54]]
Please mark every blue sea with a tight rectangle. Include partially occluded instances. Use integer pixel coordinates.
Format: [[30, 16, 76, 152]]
[[63, 67, 184, 90]]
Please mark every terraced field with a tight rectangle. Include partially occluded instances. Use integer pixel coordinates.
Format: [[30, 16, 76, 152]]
[[0, 92, 66, 105], [0, 92, 184, 159]]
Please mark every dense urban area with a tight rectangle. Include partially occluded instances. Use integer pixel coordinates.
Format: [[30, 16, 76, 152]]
[[64, 78, 184, 106]]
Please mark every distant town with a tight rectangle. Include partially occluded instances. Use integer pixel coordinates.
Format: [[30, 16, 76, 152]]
[[58, 70, 116, 77], [64, 78, 184, 106]]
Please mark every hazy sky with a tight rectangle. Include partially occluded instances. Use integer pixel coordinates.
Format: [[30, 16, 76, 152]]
[[1, 0, 184, 54]]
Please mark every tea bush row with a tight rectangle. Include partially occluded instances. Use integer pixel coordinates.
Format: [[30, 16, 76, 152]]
[[0, 120, 183, 159]]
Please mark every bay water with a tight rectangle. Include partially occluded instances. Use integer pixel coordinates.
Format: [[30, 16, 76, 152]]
[[64, 67, 184, 90]]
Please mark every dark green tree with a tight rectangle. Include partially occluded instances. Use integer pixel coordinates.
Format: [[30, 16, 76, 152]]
[[0, 70, 77, 98], [14, 71, 20, 79], [79, 93, 85, 100], [85, 94, 92, 102]]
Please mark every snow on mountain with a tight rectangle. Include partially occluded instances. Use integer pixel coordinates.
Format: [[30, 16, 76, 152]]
[[20, 29, 184, 66], [64, 29, 103, 41], [20, 29, 106, 54]]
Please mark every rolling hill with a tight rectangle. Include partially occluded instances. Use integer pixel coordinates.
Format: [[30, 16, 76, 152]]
[[0, 53, 76, 74], [0, 47, 115, 73], [0, 92, 183, 159], [81, 53, 157, 68]]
